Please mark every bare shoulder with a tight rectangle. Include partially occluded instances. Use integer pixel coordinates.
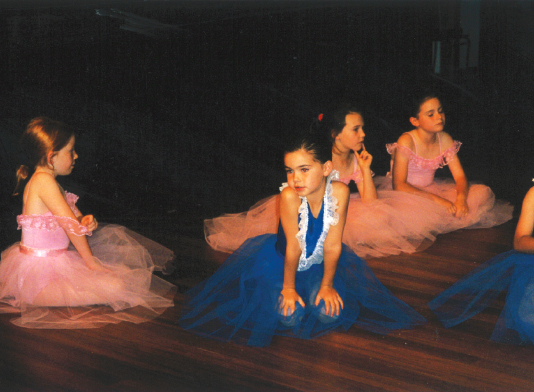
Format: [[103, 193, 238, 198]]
[[30, 172, 59, 193], [397, 132, 415, 149], [438, 131, 454, 147], [280, 186, 300, 206], [522, 187, 534, 208], [31, 171, 56, 184], [331, 180, 350, 200], [332, 181, 350, 197]]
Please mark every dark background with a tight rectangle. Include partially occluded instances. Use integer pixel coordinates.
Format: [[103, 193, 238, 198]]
[[0, 0, 533, 251]]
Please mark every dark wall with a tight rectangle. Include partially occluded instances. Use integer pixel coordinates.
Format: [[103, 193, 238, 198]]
[[0, 0, 532, 247]]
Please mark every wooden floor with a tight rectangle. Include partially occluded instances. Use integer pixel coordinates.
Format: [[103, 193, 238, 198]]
[[2, 215, 534, 391]]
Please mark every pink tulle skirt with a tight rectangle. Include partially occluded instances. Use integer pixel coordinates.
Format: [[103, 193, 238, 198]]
[[375, 176, 514, 228], [205, 195, 280, 254], [0, 224, 176, 328], [205, 177, 513, 258]]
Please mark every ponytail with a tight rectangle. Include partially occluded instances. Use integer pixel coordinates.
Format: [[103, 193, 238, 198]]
[[13, 165, 31, 196]]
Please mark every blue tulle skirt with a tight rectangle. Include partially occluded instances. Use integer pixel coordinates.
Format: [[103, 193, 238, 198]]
[[429, 250, 534, 344], [179, 234, 426, 346]]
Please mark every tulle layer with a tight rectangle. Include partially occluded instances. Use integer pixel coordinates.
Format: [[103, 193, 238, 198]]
[[0, 225, 176, 329], [204, 177, 512, 258], [180, 234, 426, 346], [204, 195, 279, 253], [343, 190, 447, 258], [376, 176, 513, 230], [429, 251, 534, 344]]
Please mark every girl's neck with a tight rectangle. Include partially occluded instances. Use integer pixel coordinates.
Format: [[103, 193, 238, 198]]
[[332, 141, 353, 161], [413, 128, 438, 146], [34, 166, 57, 178], [306, 179, 327, 218], [332, 145, 354, 173]]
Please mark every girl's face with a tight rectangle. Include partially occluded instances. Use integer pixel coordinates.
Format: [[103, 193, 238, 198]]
[[50, 135, 78, 176], [284, 148, 331, 199], [335, 113, 365, 152], [412, 98, 445, 133]]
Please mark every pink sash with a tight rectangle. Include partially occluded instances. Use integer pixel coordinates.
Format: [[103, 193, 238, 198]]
[[19, 244, 67, 257]]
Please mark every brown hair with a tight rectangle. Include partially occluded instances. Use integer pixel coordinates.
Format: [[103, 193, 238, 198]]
[[13, 117, 74, 195]]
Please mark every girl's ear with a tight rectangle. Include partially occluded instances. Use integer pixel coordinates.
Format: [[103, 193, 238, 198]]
[[47, 151, 55, 170], [409, 116, 420, 128], [323, 160, 333, 177], [331, 129, 338, 140]]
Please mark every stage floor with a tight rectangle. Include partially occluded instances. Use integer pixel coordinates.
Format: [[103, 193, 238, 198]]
[[2, 214, 534, 392]]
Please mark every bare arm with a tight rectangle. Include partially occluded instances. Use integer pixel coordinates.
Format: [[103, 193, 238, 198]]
[[279, 187, 306, 315], [514, 187, 534, 253], [447, 154, 469, 217], [315, 181, 349, 316], [355, 145, 377, 201]]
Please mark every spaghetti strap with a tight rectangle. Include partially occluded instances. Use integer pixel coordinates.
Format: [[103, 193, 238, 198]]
[[406, 132, 417, 155]]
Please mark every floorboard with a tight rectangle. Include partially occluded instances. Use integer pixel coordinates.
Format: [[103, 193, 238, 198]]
[[2, 216, 534, 391]]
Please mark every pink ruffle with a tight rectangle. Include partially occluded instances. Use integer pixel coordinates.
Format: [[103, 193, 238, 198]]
[[17, 214, 91, 237], [386, 140, 462, 170], [0, 224, 176, 329], [65, 191, 82, 217], [338, 158, 374, 185]]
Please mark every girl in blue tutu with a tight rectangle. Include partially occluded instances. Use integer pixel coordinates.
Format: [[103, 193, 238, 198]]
[[179, 127, 426, 346], [429, 187, 534, 344]]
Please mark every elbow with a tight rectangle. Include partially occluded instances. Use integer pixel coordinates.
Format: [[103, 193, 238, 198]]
[[323, 243, 342, 260], [392, 181, 405, 192], [513, 235, 529, 253], [513, 236, 523, 252]]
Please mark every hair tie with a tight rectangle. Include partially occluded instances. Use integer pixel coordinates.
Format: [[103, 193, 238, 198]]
[[318, 113, 323, 121]]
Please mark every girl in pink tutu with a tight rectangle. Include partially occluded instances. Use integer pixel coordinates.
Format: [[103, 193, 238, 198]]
[[384, 91, 513, 232], [320, 103, 453, 257], [0, 117, 176, 328], [205, 103, 468, 258]]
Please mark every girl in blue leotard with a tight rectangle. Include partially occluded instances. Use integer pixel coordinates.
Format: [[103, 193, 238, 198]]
[[179, 127, 425, 346]]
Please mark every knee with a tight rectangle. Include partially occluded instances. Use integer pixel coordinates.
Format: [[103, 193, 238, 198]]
[[278, 301, 304, 327], [314, 300, 341, 324]]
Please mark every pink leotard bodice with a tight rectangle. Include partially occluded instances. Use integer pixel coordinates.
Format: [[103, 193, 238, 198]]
[[386, 133, 462, 187], [17, 192, 91, 253], [338, 156, 374, 185]]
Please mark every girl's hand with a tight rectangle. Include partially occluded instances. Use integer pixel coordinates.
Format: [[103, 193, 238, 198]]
[[279, 288, 305, 317], [80, 215, 98, 231], [435, 197, 457, 216], [355, 144, 373, 171], [315, 285, 344, 317], [454, 199, 469, 218], [85, 257, 111, 273]]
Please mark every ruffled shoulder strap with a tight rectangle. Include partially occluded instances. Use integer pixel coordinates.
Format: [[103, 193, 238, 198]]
[[386, 140, 462, 170], [17, 214, 92, 236], [65, 191, 82, 216], [295, 170, 339, 272], [386, 142, 415, 158], [441, 140, 462, 165]]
